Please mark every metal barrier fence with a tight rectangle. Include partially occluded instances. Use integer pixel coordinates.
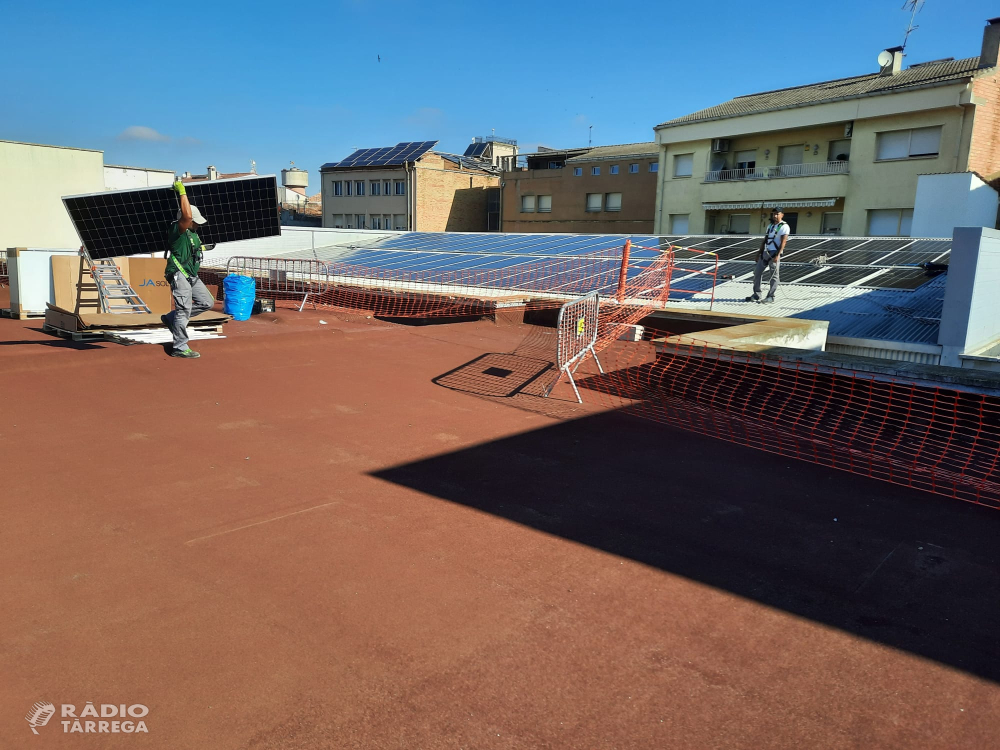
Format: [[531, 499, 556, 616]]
[[225, 256, 329, 311], [547, 291, 604, 403]]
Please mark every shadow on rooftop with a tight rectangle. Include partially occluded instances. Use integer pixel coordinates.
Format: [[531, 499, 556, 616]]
[[372, 399, 1000, 683]]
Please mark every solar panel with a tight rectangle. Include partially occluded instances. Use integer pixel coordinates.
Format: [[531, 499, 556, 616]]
[[335, 140, 439, 168], [463, 142, 488, 157], [64, 175, 280, 260], [867, 267, 946, 290]]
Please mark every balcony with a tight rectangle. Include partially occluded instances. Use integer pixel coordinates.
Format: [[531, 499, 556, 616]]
[[705, 160, 849, 182]]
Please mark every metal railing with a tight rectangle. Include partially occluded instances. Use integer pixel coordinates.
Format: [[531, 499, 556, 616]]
[[225, 257, 329, 312], [705, 160, 850, 182]]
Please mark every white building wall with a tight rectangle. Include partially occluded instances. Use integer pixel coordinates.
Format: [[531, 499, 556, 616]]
[[103, 165, 174, 190], [911, 172, 999, 238], [0, 140, 105, 251]]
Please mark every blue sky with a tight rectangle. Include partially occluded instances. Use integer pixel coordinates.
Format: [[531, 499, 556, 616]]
[[2, 0, 996, 191]]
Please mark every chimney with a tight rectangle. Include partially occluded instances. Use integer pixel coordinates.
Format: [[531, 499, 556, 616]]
[[882, 46, 904, 75], [980, 17, 1000, 69], [207, 165, 218, 180]]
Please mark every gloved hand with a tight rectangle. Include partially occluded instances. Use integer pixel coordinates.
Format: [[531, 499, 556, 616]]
[[173, 179, 187, 196]]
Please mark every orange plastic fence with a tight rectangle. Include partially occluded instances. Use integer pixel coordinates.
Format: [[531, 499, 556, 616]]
[[204, 245, 678, 320], [572, 329, 1000, 509]]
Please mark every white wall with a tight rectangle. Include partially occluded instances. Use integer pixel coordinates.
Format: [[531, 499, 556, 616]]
[[911, 173, 999, 238], [938, 226, 1000, 365], [0, 140, 105, 252], [104, 165, 174, 190]]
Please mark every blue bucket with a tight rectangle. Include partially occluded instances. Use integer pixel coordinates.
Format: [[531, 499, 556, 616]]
[[223, 274, 256, 321]]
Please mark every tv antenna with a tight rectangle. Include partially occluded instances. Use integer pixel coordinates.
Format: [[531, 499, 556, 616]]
[[588, 125, 593, 147], [901, 0, 925, 51]]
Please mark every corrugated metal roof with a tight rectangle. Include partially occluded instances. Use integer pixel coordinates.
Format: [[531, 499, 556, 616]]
[[657, 56, 983, 129]]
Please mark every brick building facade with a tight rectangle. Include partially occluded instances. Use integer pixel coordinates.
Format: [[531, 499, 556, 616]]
[[320, 145, 499, 232]]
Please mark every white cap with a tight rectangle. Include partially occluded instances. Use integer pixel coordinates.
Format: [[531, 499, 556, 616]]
[[177, 205, 208, 225]]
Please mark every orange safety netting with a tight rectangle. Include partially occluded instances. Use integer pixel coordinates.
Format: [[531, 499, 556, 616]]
[[202, 244, 677, 320], [569, 329, 1000, 509]]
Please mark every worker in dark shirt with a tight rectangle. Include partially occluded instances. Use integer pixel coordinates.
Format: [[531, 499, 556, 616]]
[[163, 180, 214, 358]]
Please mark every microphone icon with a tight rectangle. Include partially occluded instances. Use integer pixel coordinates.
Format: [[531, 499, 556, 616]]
[[25, 702, 55, 734]]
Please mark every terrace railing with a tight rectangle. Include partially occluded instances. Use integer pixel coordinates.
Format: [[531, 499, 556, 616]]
[[705, 160, 850, 182]]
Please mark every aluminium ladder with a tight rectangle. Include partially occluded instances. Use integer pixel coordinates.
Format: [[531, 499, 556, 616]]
[[85, 252, 151, 314]]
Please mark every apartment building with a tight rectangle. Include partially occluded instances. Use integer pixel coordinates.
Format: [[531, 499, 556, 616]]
[[501, 143, 658, 233], [653, 18, 1000, 237], [319, 141, 500, 232]]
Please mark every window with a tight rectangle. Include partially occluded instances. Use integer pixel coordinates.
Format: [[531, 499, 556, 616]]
[[592, 166, 600, 176], [356, 214, 366, 229], [333, 180, 343, 196], [384, 180, 392, 196], [673, 153, 693, 178], [868, 208, 914, 236], [728, 214, 751, 234], [778, 144, 804, 167], [610, 165, 619, 175], [355, 180, 365, 196], [821, 212, 844, 235], [828, 140, 851, 162], [521, 195, 536, 213], [394, 214, 406, 230], [586, 193, 602, 212], [332, 214, 344, 228], [537, 195, 552, 213], [370, 181, 381, 196], [670, 214, 689, 234], [345, 181, 353, 196], [573, 167, 583, 176], [548, 161, 563, 169], [876, 126, 942, 161], [383, 214, 392, 230], [629, 163, 639, 173], [649, 162, 658, 172], [734, 150, 756, 170], [395, 180, 405, 195], [371, 216, 381, 230], [605, 193, 622, 211]]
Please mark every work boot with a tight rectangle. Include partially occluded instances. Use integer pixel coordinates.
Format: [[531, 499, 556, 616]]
[[170, 348, 201, 359], [761, 296, 775, 304], [745, 293, 760, 302]]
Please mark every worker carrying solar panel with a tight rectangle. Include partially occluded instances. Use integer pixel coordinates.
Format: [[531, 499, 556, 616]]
[[162, 179, 216, 359]]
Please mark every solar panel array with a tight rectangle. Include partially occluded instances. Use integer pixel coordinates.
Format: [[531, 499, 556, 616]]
[[353, 233, 950, 292], [326, 141, 438, 169], [463, 142, 488, 158], [64, 175, 280, 260]]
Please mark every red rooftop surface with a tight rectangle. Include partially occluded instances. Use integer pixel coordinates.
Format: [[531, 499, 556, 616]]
[[1, 302, 998, 748]]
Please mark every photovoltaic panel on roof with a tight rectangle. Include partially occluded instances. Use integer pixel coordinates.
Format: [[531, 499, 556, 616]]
[[334, 141, 438, 168], [464, 142, 488, 157], [63, 175, 280, 260]]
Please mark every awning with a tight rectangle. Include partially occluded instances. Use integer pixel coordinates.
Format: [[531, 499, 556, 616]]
[[702, 198, 840, 211]]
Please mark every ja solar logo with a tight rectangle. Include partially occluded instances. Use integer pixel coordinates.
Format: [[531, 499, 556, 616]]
[[25, 701, 149, 734]]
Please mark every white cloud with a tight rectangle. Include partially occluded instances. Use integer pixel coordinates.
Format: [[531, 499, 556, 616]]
[[118, 126, 171, 142]]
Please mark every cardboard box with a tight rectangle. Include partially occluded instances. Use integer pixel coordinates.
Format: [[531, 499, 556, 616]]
[[45, 255, 227, 332]]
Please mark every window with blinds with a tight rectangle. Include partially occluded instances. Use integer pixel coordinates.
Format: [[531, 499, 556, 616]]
[[605, 193, 622, 211], [876, 126, 942, 160], [521, 195, 536, 212], [673, 153, 693, 177], [586, 193, 602, 212], [537, 195, 552, 213]]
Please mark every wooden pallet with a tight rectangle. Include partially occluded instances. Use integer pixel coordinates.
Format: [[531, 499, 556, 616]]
[[1, 308, 46, 320]]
